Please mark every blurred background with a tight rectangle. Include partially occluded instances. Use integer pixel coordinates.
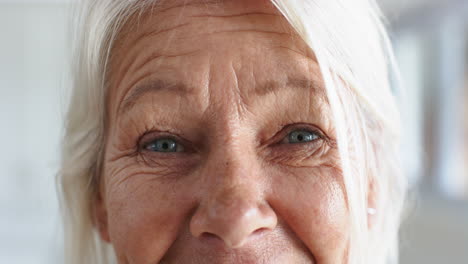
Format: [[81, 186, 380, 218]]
[[0, 0, 466, 263]]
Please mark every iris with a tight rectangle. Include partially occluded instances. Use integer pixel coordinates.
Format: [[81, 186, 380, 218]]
[[287, 130, 319, 144], [145, 138, 180, 152]]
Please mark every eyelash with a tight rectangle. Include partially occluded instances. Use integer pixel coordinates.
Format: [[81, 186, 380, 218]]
[[137, 123, 327, 154], [274, 124, 325, 145], [138, 131, 184, 152]]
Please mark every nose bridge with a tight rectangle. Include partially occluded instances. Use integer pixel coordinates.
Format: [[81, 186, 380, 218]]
[[189, 138, 277, 248], [212, 142, 252, 183], [206, 111, 254, 182], [204, 143, 261, 218]]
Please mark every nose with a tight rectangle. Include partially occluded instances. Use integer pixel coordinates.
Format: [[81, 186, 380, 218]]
[[189, 174, 277, 248]]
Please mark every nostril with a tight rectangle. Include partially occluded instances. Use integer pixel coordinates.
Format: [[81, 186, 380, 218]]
[[252, 227, 269, 237], [199, 232, 223, 242]]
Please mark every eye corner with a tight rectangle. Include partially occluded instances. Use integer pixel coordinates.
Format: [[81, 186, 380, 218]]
[[324, 136, 337, 149]]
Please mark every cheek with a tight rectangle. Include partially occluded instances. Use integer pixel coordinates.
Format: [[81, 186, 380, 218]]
[[104, 163, 197, 263], [270, 165, 349, 262]]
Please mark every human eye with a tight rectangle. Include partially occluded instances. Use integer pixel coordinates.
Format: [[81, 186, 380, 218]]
[[263, 124, 332, 166], [282, 129, 321, 144], [144, 138, 184, 152], [134, 130, 199, 170], [139, 132, 185, 153], [276, 123, 325, 146]]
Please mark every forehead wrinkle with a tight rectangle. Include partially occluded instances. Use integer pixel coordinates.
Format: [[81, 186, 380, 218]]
[[119, 0, 237, 53], [127, 22, 191, 60], [112, 17, 281, 98], [109, 0, 320, 122], [228, 61, 249, 120], [154, 0, 225, 14], [111, 21, 193, 93], [193, 29, 292, 39], [117, 4, 288, 62], [112, 29, 294, 117], [274, 45, 317, 63], [112, 49, 201, 119], [153, 0, 280, 16], [110, 6, 194, 94], [110, 3, 291, 93], [132, 49, 200, 85], [113, 49, 200, 107], [190, 11, 282, 19]]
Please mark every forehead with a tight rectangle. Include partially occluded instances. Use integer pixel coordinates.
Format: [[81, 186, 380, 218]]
[[109, 0, 313, 71], [112, 0, 285, 43], [107, 0, 323, 119], [110, 0, 307, 59]]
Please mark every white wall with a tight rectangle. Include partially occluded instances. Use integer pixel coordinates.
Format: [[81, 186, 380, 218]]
[[400, 196, 468, 264], [0, 3, 68, 263]]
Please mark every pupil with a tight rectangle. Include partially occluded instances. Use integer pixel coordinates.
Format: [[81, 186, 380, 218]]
[[297, 134, 304, 141], [162, 142, 169, 149]]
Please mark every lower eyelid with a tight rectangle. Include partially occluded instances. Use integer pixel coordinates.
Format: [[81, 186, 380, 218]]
[[136, 151, 189, 168], [135, 153, 199, 174]]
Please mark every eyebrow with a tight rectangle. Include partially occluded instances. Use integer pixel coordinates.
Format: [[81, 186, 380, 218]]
[[119, 77, 327, 114], [120, 80, 191, 114]]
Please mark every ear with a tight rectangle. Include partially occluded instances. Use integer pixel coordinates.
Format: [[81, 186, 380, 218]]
[[367, 176, 378, 230], [92, 188, 111, 243]]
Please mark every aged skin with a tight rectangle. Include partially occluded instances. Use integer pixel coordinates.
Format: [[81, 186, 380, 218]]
[[95, 0, 351, 263]]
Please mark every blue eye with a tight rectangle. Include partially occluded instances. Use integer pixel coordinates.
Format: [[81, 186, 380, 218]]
[[286, 130, 320, 144], [144, 138, 183, 152]]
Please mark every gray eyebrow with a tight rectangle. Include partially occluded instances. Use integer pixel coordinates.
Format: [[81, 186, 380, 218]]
[[118, 76, 327, 114], [254, 77, 325, 98], [119, 80, 191, 114]]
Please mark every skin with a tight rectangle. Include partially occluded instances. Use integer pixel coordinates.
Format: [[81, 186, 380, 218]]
[[94, 0, 367, 263]]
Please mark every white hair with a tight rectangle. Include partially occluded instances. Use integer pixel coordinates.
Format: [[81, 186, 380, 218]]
[[58, 0, 407, 263]]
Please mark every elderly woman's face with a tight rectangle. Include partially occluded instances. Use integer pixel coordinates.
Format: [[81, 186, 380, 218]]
[[98, 0, 349, 263]]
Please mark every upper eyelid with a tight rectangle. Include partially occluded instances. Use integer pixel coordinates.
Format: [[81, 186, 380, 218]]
[[274, 124, 325, 141], [137, 123, 327, 150], [284, 129, 322, 140], [285, 126, 322, 135], [256, 123, 326, 148]]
